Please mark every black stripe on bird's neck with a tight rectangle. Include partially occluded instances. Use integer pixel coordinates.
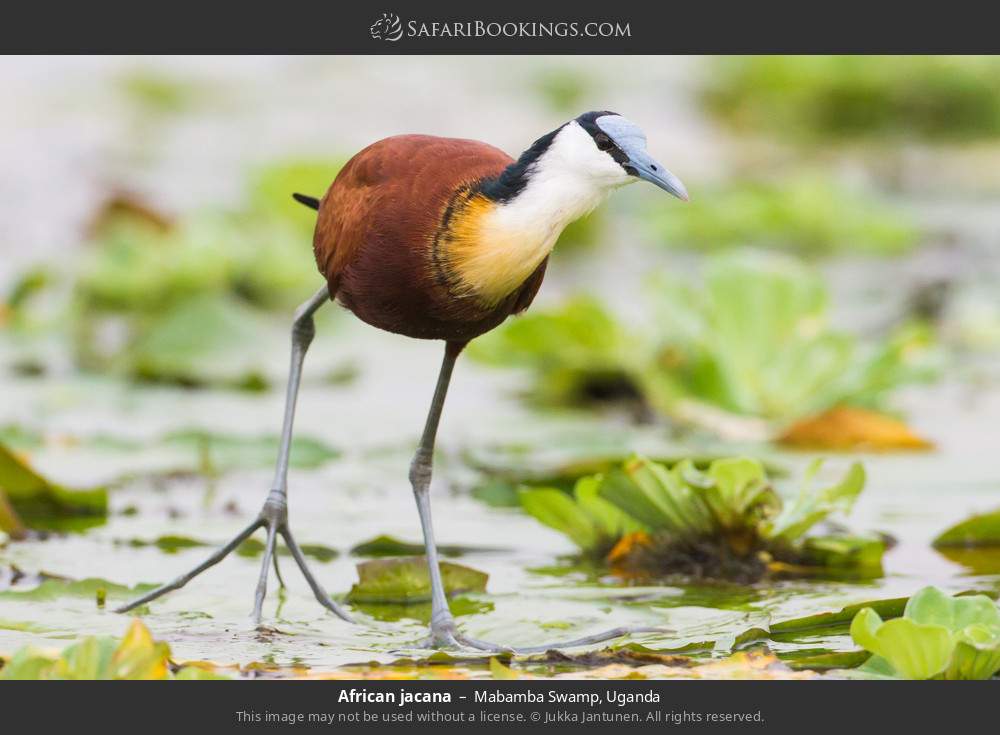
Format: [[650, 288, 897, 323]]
[[476, 124, 566, 203]]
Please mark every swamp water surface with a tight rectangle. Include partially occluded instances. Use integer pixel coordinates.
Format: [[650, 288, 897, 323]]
[[1, 305, 998, 678]]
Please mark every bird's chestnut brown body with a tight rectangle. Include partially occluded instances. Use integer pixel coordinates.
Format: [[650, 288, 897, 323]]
[[313, 134, 548, 343]]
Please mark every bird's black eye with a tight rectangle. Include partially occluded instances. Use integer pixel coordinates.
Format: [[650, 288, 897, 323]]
[[594, 133, 614, 151]]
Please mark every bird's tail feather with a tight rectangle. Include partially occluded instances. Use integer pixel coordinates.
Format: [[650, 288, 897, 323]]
[[292, 193, 320, 211]]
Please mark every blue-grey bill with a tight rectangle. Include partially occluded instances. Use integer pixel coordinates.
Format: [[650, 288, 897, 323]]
[[629, 160, 689, 201]]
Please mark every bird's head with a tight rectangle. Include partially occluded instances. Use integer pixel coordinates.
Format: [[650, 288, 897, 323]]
[[546, 110, 689, 201]]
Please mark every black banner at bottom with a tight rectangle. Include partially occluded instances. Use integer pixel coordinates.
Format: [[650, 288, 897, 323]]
[[5, 679, 990, 731]]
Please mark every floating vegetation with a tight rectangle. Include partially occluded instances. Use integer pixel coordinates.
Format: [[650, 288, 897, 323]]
[[349, 535, 499, 558], [346, 557, 488, 605], [934, 509, 1000, 549], [649, 176, 918, 256], [0, 576, 153, 603], [162, 429, 340, 473], [0, 157, 348, 388], [932, 510, 1000, 573], [471, 251, 938, 444], [848, 586, 1000, 679], [519, 455, 879, 582], [0, 619, 227, 680], [0, 442, 107, 536], [702, 56, 1000, 142]]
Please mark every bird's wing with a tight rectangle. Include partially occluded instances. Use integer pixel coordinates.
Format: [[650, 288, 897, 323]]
[[313, 135, 513, 296]]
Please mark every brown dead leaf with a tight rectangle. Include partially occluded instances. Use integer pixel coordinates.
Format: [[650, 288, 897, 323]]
[[778, 406, 933, 451]]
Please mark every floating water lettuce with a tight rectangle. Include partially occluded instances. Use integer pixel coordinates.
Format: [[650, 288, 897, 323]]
[[519, 455, 878, 580], [644, 252, 937, 426], [471, 251, 938, 444], [649, 176, 917, 256], [849, 586, 1000, 679], [520, 475, 645, 556], [702, 56, 1000, 142], [0, 619, 227, 680]]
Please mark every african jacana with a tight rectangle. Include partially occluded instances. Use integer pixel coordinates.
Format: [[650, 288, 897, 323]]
[[118, 111, 688, 651]]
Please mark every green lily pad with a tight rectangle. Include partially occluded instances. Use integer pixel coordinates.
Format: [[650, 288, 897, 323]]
[[771, 596, 909, 637], [237, 538, 338, 563], [780, 649, 870, 671], [121, 535, 209, 554], [126, 294, 274, 390], [353, 597, 493, 624], [0, 577, 154, 602], [934, 509, 1000, 548], [346, 557, 488, 605], [349, 535, 498, 558], [163, 430, 339, 472]]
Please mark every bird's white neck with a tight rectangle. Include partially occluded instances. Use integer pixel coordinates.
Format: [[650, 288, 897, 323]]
[[450, 122, 628, 304]]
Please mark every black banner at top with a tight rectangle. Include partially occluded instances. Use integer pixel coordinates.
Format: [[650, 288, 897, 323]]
[[1, 0, 999, 54]]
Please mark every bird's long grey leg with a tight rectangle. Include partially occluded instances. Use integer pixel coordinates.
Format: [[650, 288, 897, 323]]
[[115, 518, 263, 613], [408, 344, 673, 654], [410, 341, 466, 647], [281, 525, 353, 621], [118, 286, 351, 624]]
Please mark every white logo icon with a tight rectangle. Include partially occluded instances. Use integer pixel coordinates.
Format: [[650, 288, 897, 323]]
[[370, 13, 403, 41]]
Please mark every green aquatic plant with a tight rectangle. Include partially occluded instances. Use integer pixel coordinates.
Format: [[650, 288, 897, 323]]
[[470, 250, 938, 438], [346, 557, 488, 604], [933, 509, 1000, 549], [0, 442, 107, 536], [519, 475, 645, 556], [468, 296, 646, 410], [71, 211, 344, 387], [0, 619, 227, 680], [649, 176, 918, 256], [849, 586, 1000, 679], [519, 455, 878, 580], [645, 251, 936, 423], [76, 214, 317, 316], [703, 56, 1000, 142]]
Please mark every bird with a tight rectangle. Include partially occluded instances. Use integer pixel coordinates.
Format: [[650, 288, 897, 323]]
[[117, 110, 688, 652]]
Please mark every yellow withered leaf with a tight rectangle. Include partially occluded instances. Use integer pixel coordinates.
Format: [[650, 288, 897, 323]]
[[778, 406, 933, 451]]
